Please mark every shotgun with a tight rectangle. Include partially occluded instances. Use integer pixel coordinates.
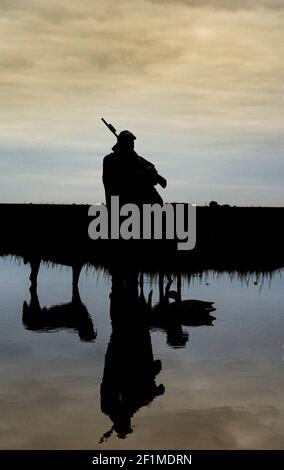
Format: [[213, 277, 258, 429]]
[[101, 117, 167, 189]]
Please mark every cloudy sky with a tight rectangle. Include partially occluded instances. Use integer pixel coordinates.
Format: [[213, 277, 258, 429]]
[[0, 0, 283, 205]]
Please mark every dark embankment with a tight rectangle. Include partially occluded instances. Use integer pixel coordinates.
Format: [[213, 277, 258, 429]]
[[0, 203, 283, 272]]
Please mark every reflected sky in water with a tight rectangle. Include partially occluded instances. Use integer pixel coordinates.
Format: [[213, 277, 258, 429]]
[[0, 256, 283, 449]]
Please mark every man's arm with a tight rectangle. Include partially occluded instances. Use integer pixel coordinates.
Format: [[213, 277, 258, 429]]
[[137, 155, 167, 188]]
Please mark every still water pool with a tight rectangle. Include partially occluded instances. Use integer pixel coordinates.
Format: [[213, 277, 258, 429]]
[[0, 256, 283, 449]]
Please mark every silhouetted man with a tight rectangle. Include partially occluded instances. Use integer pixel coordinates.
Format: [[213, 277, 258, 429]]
[[103, 130, 165, 207]]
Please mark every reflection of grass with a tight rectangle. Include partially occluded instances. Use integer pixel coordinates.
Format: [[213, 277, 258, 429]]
[[181, 269, 282, 291], [137, 269, 282, 291], [3, 252, 281, 291]]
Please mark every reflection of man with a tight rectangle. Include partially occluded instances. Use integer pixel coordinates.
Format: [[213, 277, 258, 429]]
[[102, 130, 165, 207], [100, 270, 165, 442]]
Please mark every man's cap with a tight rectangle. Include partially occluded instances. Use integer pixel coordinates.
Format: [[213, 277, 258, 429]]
[[118, 130, 136, 141]]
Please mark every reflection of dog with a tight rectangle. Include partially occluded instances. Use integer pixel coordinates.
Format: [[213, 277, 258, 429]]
[[22, 283, 97, 343], [22, 257, 96, 342]]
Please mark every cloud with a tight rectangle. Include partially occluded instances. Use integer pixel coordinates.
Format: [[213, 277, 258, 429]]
[[0, 0, 283, 204], [136, 406, 284, 450], [0, 0, 282, 111], [148, 0, 284, 10]]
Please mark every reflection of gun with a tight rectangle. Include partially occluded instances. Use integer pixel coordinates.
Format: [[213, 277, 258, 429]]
[[101, 118, 118, 138]]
